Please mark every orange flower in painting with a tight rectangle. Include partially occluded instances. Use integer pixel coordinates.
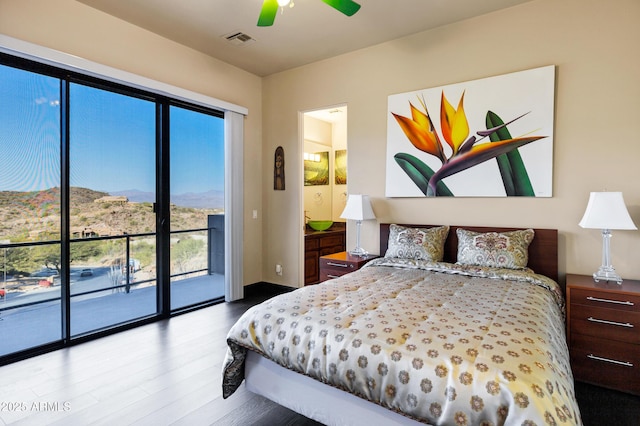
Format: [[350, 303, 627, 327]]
[[391, 102, 446, 163], [440, 91, 469, 156]]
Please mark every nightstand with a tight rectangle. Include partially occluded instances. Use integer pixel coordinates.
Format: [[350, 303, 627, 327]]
[[566, 273, 640, 395], [319, 251, 378, 282]]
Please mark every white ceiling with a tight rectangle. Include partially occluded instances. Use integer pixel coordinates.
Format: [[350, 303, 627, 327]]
[[306, 105, 346, 123], [76, 0, 533, 77]]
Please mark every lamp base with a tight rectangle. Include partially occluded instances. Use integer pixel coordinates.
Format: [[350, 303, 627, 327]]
[[592, 229, 623, 284], [348, 247, 369, 257], [348, 220, 368, 257], [593, 266, 623, 284]]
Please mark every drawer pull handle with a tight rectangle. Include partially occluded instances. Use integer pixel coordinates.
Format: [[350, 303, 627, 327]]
[[587, 354, 634, 367], [588, 317, 634, 328], [326, 262, 348, 268], [586, 296, 634, 306], [327, 274, 340, 279]]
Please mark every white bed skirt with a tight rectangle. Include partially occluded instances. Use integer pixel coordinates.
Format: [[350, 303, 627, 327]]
[[245, 350, 424, 426]]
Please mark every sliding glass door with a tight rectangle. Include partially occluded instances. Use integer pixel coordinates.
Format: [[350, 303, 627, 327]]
[[68, 83, 157, 336], [169, 105, 225, 310], [0, 55, 227, 362], [0, 64, 62, 355]]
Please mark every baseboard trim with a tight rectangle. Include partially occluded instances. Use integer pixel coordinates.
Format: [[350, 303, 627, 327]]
[[242, 282, 295, 299]]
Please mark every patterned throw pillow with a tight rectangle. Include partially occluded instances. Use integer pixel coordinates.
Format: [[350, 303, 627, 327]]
[[384, 224, 449, 261], [456, 228, 535, 269]]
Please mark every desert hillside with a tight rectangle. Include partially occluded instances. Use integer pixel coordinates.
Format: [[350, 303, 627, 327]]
[[0, 187, 221, 242]]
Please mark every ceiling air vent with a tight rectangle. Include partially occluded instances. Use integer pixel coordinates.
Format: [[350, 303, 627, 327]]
[[223, 31, 255, 46]]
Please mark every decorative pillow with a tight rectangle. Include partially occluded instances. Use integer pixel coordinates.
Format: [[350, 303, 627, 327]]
[[385, 224, 449, 261], [456, 228, 535, 269]]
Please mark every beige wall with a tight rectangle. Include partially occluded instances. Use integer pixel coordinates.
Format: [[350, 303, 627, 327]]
[[262, 0, 640, 286], [0, 0, 264, 285]]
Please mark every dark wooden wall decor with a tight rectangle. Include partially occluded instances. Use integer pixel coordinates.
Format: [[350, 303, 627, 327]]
[[274, 146, 285, 190]]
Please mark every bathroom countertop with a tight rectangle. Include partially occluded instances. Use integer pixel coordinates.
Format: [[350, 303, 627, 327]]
[[304, 222, 345, 236]]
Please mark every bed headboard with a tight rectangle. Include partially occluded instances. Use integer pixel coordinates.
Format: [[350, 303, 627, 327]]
[[379, 224, 558, 282]]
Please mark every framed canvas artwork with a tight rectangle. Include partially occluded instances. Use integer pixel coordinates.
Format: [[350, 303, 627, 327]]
[[335, 149, 347, 185], [385, 65, 555, 197], [304, 151, 329, 186]]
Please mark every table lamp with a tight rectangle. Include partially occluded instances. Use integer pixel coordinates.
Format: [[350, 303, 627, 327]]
[[340, 194, 376, 256], [579, 191, 637, 283]]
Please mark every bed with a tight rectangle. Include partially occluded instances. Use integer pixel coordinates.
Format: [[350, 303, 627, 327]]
[[223, 224, 581, 425]]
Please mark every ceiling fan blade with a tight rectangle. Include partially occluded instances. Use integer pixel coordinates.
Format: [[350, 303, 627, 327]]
[[257, 0, 279, 26], [321, 0, 361, 17]]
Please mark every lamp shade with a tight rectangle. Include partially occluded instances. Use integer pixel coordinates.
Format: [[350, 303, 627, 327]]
[[340, 194, 376, 221], [579, 192, 637, 230]]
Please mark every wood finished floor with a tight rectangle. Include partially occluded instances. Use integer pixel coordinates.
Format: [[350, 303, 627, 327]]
[[1, 283, 638, 426], [0, 285, 319, 426]]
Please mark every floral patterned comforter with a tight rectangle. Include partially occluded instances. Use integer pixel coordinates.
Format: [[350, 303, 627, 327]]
[[223, 259, 581, 425]]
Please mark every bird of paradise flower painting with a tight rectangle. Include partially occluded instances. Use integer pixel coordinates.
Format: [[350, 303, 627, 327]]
[[385, 66, 555, 197]]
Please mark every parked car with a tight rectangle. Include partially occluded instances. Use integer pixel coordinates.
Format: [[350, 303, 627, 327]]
[[80, 268, 93, 277]]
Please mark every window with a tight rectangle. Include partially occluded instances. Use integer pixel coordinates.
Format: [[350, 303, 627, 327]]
[[0, 51, 231, 363]]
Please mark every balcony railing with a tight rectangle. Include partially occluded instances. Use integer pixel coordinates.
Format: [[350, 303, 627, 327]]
[[1, 225, 225, 358], [0, 226, 220, 313]]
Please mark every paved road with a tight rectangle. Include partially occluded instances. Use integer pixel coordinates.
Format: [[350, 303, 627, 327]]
[[0, 266, 131, 308]]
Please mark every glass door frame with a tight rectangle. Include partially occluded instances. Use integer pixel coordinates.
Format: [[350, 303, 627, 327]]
[[0, 53, 234, 365]]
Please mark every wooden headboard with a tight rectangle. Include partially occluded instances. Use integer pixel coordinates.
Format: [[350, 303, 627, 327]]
[[379, 224, 558, 282]]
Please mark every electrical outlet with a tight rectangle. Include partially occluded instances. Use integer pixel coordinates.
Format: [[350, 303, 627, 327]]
[[275, 264, 282, 275], [252, 210, 258, 219]]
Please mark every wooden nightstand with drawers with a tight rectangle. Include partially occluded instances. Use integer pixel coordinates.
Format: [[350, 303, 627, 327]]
[[319, 251, 378, 282], [566, 273, 640, 395]]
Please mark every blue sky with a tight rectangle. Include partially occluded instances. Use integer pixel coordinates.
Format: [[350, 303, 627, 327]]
[[0, 64, 224, 196]]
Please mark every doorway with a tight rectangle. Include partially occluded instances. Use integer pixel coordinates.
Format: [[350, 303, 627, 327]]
[[301, 106, 348, 284]]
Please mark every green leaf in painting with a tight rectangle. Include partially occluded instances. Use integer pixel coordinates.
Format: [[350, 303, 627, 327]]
[[394, 153, 454, 197], [485, 111, 535, 196]]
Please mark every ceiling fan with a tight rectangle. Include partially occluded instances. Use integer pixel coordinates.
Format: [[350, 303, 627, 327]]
[[257, 0, 361, 27]]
